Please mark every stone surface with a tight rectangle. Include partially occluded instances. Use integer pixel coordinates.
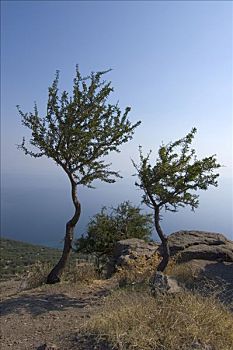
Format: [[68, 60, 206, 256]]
[[37, 344, 58, 350], [106, 238, 159, 277], [190, 341, 213, 350], [150, 272, 182, 295], [166, 230, 233, 263], [106, 232, 233, 278]]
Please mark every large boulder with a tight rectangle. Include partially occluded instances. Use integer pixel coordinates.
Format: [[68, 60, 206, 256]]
[[106, 232, 233, 278], [106, 238, 159, 277], [166, 231, 233, 263]]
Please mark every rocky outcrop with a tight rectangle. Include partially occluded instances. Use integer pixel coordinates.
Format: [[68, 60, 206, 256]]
[[106, 238, 159, 277], [166, 231, 233, 263], [106, 232, 233, 278]]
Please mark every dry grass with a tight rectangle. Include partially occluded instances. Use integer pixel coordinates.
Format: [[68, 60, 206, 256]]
[[19, 260, 100, 290], [165, 260, 233, 308], [165, 259, 200, 285], [63, 261, 100, 283], [115, 253, 160, 286], [81, 288, 233, 350], [19, 261, 52, 290]]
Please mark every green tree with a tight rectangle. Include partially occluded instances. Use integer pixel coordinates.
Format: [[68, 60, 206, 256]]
[[17, 66, 141, 283], [75, 201, 153, 267], [133, 128, 221, 272]]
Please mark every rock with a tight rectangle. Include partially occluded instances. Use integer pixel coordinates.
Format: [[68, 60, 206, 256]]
[[191, 340, 213, 350], [106, 232, 233, 278], [150, 272, 182, 295], [106, 238, 159, 277], [36, 344, 58, 350], [166, 231, 233, 263]]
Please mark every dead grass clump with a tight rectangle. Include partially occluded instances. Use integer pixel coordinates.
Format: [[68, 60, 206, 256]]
[[165, 259, 200, 286], [19, 261, 52, 290], [115, 253, 160, 286], [64, 261, 100, 284], [19, 260, 101, 290], [81, 289, 233, 350]]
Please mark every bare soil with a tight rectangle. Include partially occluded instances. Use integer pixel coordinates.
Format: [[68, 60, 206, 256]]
[[0, 260, 232, 350], [0, 279, 117, 350]]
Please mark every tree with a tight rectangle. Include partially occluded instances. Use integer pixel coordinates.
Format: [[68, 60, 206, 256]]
[[75, 201, 153, 268], [17, 66, 141, 283], [132, 128, 221, 272]]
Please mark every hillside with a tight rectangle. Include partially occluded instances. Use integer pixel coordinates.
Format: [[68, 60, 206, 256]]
[[0, 233, 232, 349], [0, 259, 232, 350], [0, 237, 62, 280]]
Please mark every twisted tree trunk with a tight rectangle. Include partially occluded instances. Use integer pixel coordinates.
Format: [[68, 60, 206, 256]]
[[47, 176, 81, 284], [154, 207, 170, 272]]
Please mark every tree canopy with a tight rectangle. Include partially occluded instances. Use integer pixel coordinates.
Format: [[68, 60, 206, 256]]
[[18, 66, 141, 283], [18, 66, 141, 187], [133, 128, 221, 271]]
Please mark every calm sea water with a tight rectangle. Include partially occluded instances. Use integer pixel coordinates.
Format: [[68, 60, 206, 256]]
[[1, 176, 232, 247]]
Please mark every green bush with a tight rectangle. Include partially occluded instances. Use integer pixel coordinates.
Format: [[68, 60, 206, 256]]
[[75, 201, 153, 268]]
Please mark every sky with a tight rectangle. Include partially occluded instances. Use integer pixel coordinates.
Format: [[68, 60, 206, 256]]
[[1, 0, 232, 246]]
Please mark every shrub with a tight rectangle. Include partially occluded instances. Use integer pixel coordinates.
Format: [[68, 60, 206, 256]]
[[75, 201, 153, 269]]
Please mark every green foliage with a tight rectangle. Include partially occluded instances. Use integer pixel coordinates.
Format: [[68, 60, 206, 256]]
[[75, 201, 153, 261], [133, 128, 221, 212], [18, 66, 141, 187], [17, 66, 141, 282], [0, 238, 62, 280]]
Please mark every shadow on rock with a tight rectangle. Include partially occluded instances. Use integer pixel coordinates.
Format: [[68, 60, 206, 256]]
[[190, 261, 233, 308], [202, 261, 233, 284]]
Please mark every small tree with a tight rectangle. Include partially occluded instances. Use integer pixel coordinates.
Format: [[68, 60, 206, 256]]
[[75, 201, 153, 268], [133, 128, 221, 272], [18, 66, 141, 283]]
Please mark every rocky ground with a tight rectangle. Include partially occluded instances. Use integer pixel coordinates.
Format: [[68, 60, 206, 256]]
[[0, 279, 117, 350], [1, 231, 232, 350], [1, 259, 232, 350]]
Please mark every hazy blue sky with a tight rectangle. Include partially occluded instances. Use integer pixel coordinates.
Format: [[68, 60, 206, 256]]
[[1, 1, 232, 245]]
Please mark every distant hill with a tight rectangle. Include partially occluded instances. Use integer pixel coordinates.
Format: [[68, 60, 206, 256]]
[[0, 237, 62, 280]]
